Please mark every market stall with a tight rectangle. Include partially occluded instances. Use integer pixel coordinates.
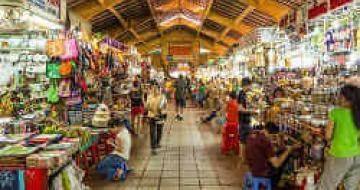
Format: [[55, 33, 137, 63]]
[[0, 1, 138, 189]]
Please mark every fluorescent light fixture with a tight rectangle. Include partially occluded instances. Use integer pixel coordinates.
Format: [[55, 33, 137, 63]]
[[160, 13, 201, 26], [200, 48, 210, 54]]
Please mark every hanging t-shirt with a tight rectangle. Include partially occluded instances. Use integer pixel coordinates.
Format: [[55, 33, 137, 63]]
[[329, 107, 360, 157]]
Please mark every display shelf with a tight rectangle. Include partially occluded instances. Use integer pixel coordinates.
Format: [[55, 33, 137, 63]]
[[0, 47, 41, 52]]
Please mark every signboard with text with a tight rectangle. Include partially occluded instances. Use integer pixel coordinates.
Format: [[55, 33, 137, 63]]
[[27, 0, 61, 19]]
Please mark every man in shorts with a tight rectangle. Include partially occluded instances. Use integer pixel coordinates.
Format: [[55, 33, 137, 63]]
[[175, 75, 187, 121]]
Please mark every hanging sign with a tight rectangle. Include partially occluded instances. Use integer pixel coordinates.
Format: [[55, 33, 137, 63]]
[[308, 2, 328, 19], [27, 0, 61, 19], [330, 0, 352, 10]]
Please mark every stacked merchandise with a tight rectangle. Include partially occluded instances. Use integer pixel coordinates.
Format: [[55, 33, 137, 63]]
[[223, 2, 358, 188], [0, 28, 134, 190]]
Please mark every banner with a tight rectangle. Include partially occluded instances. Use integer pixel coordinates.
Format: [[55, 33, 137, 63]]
[[27, 0, 61, 19]]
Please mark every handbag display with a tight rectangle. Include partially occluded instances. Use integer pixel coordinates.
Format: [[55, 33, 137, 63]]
[[59, 61, 72, 77], [58, 79, 71, 98], [65, 90, 82, 106], [76, 73, 88, 93], [47, 81, 59, 103], [46, 59, 61, 79], [60, 39, 79, 60], [92, 104, 111, 128], [47, 39, 65, 57]]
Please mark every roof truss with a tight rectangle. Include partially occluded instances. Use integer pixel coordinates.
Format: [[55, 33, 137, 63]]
[[68, 0, 298, 55]]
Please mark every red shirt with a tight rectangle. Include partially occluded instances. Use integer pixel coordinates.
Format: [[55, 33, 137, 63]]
[[226, 100, 239, 124], [245, 132, 275, 177]]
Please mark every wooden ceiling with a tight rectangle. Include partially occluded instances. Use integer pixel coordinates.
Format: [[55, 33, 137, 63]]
[[68, 0, 303, 55]]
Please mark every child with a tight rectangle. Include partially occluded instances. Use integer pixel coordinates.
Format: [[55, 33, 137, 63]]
[[96, 120, 131, 181]]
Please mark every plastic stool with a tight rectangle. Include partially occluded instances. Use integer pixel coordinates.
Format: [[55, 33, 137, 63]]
[[243, 172, 271, 190]]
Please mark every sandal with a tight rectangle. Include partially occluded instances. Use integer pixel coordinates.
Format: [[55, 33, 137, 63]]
[[113, 169, 123, 181]]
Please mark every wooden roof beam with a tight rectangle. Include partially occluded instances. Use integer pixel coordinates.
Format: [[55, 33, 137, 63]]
[[107, 8, 143, 43], [240, 0, 290, 21], [135, 31, 227, 55], [73, 0, 125, 20], [196, 0, 214, 36], [146, 0, 165, 62], [207, 12, 253, 35], [217, 6, 254, 43], [146, 0, 163, 37]]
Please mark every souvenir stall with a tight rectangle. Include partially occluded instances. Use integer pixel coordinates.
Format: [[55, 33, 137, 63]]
[[226, 1, 359, 188], [0, 1, 135, 188]]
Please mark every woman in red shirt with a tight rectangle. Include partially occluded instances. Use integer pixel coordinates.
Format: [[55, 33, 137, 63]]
[[226, 91, 239, 124]]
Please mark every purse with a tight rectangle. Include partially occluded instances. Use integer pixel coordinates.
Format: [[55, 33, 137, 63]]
[[46, 59, 61, 79], [47, 39, 65, 57], [47, 81, 59, 103], [59, 61, 72, 77], [58, 79, 71, 98], [65, 90, 82, 106], [76, 72, 87, 93], [60, 39, 79, 60]]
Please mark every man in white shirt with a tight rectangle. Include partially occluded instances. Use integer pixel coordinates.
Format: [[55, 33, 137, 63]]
[[96, 120, 131, 181], [145, 82, 167, 155]]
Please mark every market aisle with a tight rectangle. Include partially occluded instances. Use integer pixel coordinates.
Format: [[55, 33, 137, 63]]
[[86, 108, 247, 190]]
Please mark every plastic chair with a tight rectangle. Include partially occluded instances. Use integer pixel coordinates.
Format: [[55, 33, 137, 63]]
[[243, 172, 272, 190]]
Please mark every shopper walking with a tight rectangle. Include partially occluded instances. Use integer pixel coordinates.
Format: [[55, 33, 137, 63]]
[[238, 78, 257, 161], [226, 91, 239, 124], [130, 82, 144, 136], [198, 82, 206, 109], [164, 78, 173, 100], [318, 85, 360, 190], [174, 75, 187, 120], [145, 83, 167, 155]]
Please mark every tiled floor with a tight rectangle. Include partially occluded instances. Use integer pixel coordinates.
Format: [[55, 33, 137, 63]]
[[86, 108, 247, 190]]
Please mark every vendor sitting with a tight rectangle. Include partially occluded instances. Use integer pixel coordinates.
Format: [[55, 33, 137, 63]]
[[96, 119, 132, 181], [245, 124, 300, 188]]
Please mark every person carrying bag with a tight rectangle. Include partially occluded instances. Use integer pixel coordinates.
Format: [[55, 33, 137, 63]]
[[145, 82, 167, 155]]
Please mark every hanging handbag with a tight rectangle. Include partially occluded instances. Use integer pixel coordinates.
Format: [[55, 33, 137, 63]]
[[59, 61, 72, 77], [58, 79, 71, 98], [65, 90, 82, 106], [47, 39, 65, 57], [46, 59, 61, 79], [76, 72, 88, 93], [47, 80, 59, 103], [60, 39, 79, 60]]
